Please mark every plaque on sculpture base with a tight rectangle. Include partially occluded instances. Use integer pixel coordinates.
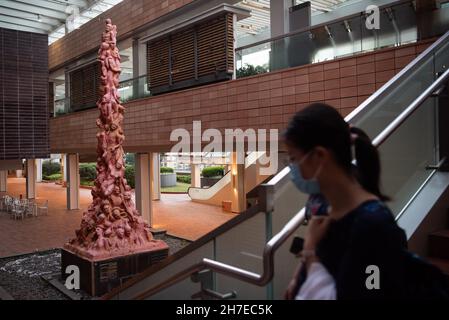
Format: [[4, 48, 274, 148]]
[[61, 246, 169, 297]]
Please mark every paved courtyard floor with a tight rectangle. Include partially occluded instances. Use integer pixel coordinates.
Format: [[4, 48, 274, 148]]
[[0, 178, 235, 257]]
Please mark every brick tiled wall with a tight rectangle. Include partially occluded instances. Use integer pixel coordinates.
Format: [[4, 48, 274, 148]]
[[48, 0, 195, 71], [49, 39, 434, 154]]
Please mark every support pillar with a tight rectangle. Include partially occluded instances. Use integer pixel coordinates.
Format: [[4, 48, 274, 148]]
[[270, 0, 291, 37], [191, 163, 201, 188], [438, 80, 449, 171], [132, 38, 147, 98], [135, 153, 153, 226], [0, 170, 7, 193], [416, 0, 439, 39], [151, 152, 161, 201], [270, 0, 291, 70], [36, 159, 43, 182], [61, 154, 67, 183], [26, 159, 37, 199], [66, 153, 80, 210], [231, 152, 245, 213]]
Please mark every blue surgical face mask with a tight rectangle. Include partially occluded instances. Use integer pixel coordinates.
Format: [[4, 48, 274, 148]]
[[289, 152, 322, 195]]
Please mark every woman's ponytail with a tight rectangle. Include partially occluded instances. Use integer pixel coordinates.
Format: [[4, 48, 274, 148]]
[[284, 103, 390, 201], [350, 126, 390, 201]]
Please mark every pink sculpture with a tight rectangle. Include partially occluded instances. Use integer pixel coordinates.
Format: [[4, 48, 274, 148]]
[[65, 19, 168, 261]]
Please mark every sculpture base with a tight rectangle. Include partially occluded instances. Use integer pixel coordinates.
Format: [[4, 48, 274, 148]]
[[61, 245, 169, 296]]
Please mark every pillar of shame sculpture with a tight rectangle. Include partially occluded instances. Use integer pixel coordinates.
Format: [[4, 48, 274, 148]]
[[64, 19, 168, 261]]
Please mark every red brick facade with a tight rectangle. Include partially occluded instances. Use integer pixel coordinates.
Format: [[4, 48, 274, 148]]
[[48, 0, 195, 71], [49, 39, 434, 154]]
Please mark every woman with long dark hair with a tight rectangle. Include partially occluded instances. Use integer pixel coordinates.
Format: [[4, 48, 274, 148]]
[[283, 103, 409, 299]]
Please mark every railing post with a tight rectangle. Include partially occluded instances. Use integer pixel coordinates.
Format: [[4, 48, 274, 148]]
[[258, 184, 275, 213], [437, 72, 449, 171]]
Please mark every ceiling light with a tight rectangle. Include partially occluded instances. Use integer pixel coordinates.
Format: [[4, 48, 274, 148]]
[[325, 25, 333, 39], [344, 20, 352, 33]]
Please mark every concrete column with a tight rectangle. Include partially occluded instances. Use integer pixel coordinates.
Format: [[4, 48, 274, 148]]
[[270, 0, 291, 37], [135, 153, 153, 226], [61, 154, 67, 182], [232, 13, 238, 80], [36, 159, 43, 183], [26, 159, 37, 199], [132, 38, 148, 97], [0, 170, 7, 193], [416, 0, 439, 39], [231, 152, 245, 213], [66, 153, 80, 210], [151, 152, 161, 201], [270, 0, 292, 70], [191, 163, 201, 188], [65, 69, 71, 113], [416, 0, 437, 11]]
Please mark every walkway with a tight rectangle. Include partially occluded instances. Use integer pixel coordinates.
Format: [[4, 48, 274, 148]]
[[0, 178, 236, 257]]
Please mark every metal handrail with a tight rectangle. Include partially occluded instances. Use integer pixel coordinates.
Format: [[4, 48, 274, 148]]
[[187, 169, 231, 197], [131, 70, 449, 300], [134, 206, 306, 300], [118, 74, 148, 86], [372, 68, 449, 147]]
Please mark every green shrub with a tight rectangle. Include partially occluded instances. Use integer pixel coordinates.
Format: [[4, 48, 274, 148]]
[[79, 163, 97, 181], [125, 165, 135, 189], [201, 166, 224, 178], [160, 166, 174, 174], [44, 173, 62, 181], [80, 180, 94, 187], [55, 110, 67, 117], [42, 160, 61, 177], [236, 64, 269, 78], [177, 175, 191, 184]]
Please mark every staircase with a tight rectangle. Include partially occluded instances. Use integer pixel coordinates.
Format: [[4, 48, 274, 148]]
[[427, 211, 449, 280], [188, 152, 272, 207], [104, 30, 449, 300]]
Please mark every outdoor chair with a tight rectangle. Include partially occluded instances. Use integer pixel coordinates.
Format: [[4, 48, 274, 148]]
[[25, 202, 37, 218], [11, 203, 25, 220], [0, 196, 5, 212], [4, 196, 13, 212], [37, 200, 48, 216]]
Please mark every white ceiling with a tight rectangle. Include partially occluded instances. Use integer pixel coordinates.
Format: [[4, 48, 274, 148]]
[[0, 0, 365, 45], [0, 0, 123, 44], [235, 0, 361, 39], [235, 0, 271, 36]]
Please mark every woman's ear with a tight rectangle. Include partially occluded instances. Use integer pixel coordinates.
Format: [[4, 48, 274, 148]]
[[313, 146, 328, 162]]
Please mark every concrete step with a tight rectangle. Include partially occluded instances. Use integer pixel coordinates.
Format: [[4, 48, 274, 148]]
[[149, 228, 167, 237], [428, 229, 449, 260]]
